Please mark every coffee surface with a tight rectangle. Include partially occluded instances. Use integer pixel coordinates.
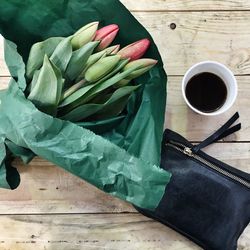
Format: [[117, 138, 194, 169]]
[[185, 72, 227, 113]]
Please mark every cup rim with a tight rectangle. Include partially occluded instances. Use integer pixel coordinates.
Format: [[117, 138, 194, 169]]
[[182, 61, 238, 116]]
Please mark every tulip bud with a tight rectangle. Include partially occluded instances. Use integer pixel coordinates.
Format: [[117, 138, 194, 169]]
[[123, 58, 158, 80], [118, 38, 150, 61], [76, 50, 107, 82], [71, 22, 99, 50], [88, 51, 107, 65], [78, 45, 120, 80], [85, 55, 121, 83], [114, 58, 157, 88], [104, 45, 120, 55], [94, 24, 119, 51]]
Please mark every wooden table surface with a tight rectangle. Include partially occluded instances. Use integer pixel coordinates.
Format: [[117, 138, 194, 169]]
[[0, 1, 249, 249]]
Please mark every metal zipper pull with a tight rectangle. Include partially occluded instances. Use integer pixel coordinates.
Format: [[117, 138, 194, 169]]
[[166, 141, 250, 189], [184, 147, 193, 157]]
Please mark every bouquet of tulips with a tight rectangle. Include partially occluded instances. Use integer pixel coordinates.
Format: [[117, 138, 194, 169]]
[[0, 0, 170, 211], [26, 22, 157, 122]]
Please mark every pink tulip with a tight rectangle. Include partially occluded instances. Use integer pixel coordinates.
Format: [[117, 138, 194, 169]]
[[117, 38, 150, 61], [94, 24, 119, 51]]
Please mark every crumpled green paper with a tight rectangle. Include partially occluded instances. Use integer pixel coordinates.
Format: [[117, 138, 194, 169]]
[[0, 0, 171, 210]]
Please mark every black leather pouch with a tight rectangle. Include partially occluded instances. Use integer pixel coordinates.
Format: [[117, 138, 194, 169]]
[[136, 113, 250, 250]]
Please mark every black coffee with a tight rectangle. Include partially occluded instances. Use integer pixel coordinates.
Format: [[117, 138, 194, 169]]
[[185, 72, 227, 113]]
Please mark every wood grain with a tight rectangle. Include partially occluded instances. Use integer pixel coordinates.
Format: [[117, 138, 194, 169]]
[[0, 4, 250, 249], [0, 36, 9, 76], [166, 76, 250, 141], [0, 142, 248, 215], [0, 76, 9, 89], [135, 11, 250, 75], [0, 159, 134, 214], [1, 75, 249, 141], [2, 12, 250, 76], [0, 213, 248, 250], [121, 0, 250, 11]]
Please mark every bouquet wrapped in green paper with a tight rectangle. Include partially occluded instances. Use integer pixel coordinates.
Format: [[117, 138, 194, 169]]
[[26, 21, 158, 123], [0, 0, 171, 210]]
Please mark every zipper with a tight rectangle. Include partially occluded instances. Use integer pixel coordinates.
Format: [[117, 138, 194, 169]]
[[166, 141, 250, 189]]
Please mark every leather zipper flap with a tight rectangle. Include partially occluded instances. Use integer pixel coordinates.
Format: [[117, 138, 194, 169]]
[[166, 141, 250, 189]]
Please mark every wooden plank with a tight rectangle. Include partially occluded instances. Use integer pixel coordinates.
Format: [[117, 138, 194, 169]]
[[0, 159, 134, 214], [135, 11, 250, 75], [121, 0, 250, 11], [0, 36, 9, 76], [1, 75, 249, 141], [0, 76, 9, 89], [0, 75, 249, 213], [166, 76, 250, 141], [0, 213, 248, 250], [0, 5, 249, 250], [0, 142, 248, 215], [2, 12, 250, 76]]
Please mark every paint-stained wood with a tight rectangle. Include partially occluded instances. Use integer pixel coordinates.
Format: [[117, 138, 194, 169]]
[[121, 0, 250, 11], [0, 213, 248, 250]]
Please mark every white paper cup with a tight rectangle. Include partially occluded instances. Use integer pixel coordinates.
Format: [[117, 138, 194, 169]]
[[182, 61, 238, 116]]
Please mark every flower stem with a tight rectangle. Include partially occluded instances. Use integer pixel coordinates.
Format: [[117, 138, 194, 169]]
[[61, 79, 87, 101]]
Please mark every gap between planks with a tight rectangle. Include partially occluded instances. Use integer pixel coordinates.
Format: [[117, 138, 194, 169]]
[[0, 142, 248, 216], [0, 213, 248, 250], [120, 0, 250, 11], [1, 75, 250, 141], [2, 11, 250, 76], [0, 212, 139, 216], [0, 213, 203, 250], [130, 9, 250, 13], [0, 4, 249, 250]]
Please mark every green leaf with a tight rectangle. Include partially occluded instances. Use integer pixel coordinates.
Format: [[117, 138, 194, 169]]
[[76, 50, 107, 81], [90, 90, 112, 103], [58, 65, 139, 114], [59, 84, 94, 108], [114, 79, 130, 88], [60, 85, 139, 122], [50, 36, 73, 74], [85, 55, 121, 83], [81, 65, 139, 103], [77, 59, 128, 89], [26, 37, 63, 79], [60, 104, 102, 122], [65, 41, 99, 82], [93, 85, 140, 120], [28, 55, 64, 115], [29, 69, 40, 92], [53, 64, 65, 106], [94, 59, 129, 85]]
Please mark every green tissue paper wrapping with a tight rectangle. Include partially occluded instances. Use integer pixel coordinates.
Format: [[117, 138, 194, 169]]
[[0, 0, 171, 210]]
